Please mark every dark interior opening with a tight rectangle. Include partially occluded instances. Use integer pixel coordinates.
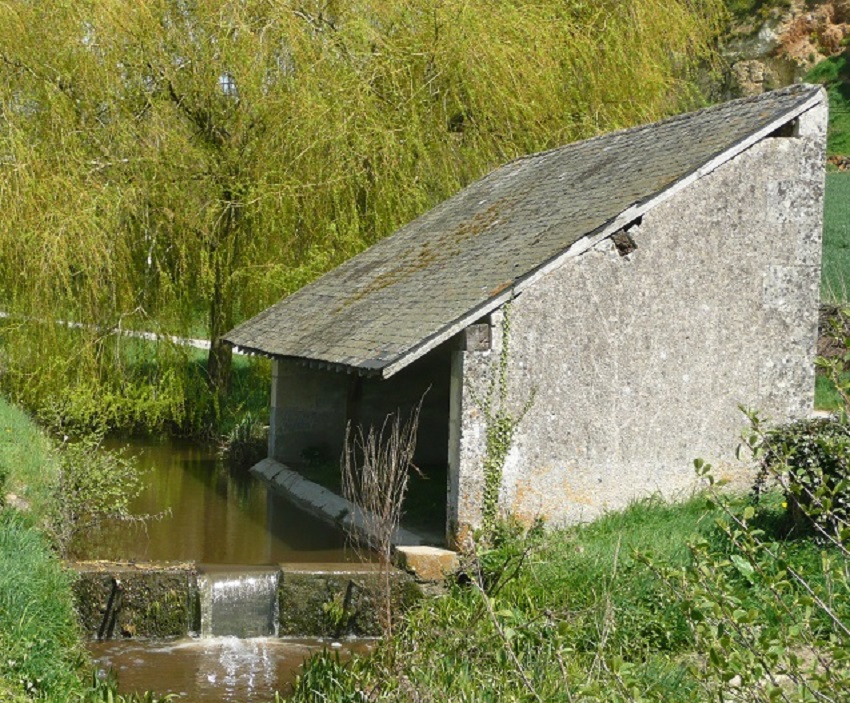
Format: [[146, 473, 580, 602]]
[[288, 342, 452, 542], [769, 118, 799, 139], [612, 228, 638, 257]]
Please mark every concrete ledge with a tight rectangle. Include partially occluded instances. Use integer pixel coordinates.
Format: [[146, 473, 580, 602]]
[[394, 546, 459, 583], [251, 458, 439, 547], [70, 560, 422, 640]]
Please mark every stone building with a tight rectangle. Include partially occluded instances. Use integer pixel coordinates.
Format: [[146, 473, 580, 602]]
[[225, 84, 827, 545]]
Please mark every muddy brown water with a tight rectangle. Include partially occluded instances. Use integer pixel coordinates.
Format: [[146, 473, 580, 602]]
[[73, 437, 357, 563], [89, 637, 373, 702], [79, 437, 367, 700]]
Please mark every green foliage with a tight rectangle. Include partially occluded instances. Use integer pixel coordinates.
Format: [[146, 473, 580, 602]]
[[0, 510, 86, 702], [46, 434, 147, 557], [81, 670, 177, 703], [0, 398, 179, 701], [218, 411, 267, 472], [724, 0, 792, 23], [753, 416, 850, 541], [474, 303, 536, 536], [821, 173, 850, 304], [288, 650, 372, 703], [806, 54, 850, 157], [287, 487, 850, 702], [0, 0, 726, 433], [472, 517, 545, 597], [651, 459, 850, 701], [286, 496, 730, 702]]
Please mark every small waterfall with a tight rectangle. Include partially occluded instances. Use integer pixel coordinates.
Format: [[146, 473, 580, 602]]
[[197, 568, 279, 638]]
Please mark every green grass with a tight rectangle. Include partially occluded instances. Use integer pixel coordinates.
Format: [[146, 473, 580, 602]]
[[0, 397, 58, 520], [0, 510, 86, 702], [815, 371, 843, 410], [289, 492, 847, 701], [806, 53, 850, 158], [0, 397, 89, 702], [808, 55, 850, 305], [822, 172, 850, 304]]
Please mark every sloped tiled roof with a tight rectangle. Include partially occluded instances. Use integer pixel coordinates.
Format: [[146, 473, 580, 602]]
[[224, 84, 824, 377]]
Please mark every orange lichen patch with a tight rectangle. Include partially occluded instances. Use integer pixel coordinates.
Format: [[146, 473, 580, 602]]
[[488, 280, 514, 297], [510, 463, 595, 526], [776, 1, 850, 67]]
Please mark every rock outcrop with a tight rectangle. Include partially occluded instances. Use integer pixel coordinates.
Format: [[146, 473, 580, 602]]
[[725, 0, 849, 96]]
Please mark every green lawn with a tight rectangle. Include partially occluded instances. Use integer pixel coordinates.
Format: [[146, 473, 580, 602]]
[[821, 172, 850, 303]]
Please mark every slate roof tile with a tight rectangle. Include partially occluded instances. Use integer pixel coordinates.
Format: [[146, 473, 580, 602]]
[[224, 84, 823, 376]]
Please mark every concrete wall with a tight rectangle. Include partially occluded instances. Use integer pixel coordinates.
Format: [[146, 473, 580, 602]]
[[271, 342, 452, 469], [72, 561, 421, 639], [450, 101, 827, 533], [269, 360, 349, 465]]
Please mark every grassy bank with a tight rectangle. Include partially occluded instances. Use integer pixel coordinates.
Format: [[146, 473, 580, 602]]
[[288, 490, 849, 701], [822, 172, 850, 303], [0, 398, 169, 703], [0, 398, 87, 702]]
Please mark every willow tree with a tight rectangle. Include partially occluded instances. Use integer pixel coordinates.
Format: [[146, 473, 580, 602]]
[[0, 0, 725, 429]]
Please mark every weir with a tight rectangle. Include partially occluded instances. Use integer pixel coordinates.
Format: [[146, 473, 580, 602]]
[[197, 567, 279, 638], [70, 437, 447, 700]]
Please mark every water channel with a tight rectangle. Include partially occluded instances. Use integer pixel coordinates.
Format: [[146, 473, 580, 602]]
[[77, 437, 364, 701], [75, 437, 354, 563]]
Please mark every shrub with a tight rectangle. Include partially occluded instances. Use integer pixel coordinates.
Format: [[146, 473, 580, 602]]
[[753, 417, 850, 541], [47, 434, 147, 557], [218, 411, 267, 472]]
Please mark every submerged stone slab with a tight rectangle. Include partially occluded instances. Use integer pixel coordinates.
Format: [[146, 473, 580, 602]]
[[250, 459, 433, 548]]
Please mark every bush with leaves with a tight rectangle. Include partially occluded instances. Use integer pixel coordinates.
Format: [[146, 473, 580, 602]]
[[750, 415, 850, 542], [47, 435, 147, 557]]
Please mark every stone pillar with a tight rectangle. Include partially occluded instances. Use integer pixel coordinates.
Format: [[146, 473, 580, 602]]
[[446, 321, 496, 546]]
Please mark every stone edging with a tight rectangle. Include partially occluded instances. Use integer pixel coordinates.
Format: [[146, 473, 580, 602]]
[[250, 458, 443, 547]]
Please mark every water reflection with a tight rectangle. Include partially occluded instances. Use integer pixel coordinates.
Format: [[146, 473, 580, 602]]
[[74, 437, 354, 564], [89, 637, 372, 702]]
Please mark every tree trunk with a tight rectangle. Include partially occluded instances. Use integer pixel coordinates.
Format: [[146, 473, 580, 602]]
[[206, 192, 238, 396]]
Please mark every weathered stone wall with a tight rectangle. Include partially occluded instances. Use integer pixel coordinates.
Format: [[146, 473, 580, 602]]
[[277, 564, 421, 638], [723, 0, 850, 97], [73, 562, 199, 639], [269, 360, 349, 465], [451, 100, 827, 532]]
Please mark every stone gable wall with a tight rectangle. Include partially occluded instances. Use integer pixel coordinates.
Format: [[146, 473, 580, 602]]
[[450, 100, 827, 533]]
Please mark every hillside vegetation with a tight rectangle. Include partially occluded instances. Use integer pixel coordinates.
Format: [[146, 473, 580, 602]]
[[0, 0, 727, 436], [288, 489, 850, 702]]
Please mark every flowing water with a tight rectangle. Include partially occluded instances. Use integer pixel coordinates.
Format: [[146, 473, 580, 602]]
[[74, 437, 355, 563], [80, 437, 367, 699], [89, 637, 373, 702], [198, 567, 280, 638]]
